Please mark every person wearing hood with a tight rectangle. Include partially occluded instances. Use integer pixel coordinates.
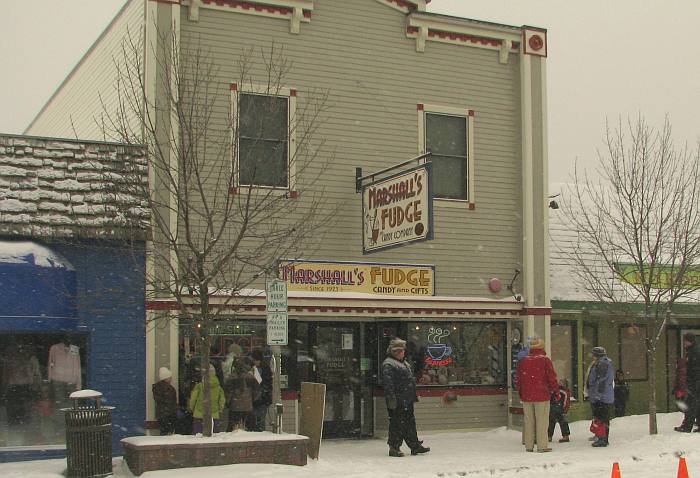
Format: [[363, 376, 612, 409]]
[[516, 338, 558, 453], [587, 346, 615, 447], [152, 367, 178, 435], [675, 333, 700, 432], [381, 338, 430, 457], [188, 364, 226, 434]]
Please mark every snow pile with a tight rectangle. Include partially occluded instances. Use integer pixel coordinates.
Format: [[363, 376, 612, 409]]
[[1, 413, 698, 478], [122, 430, 307, 447], [0, 241, 74, 269]]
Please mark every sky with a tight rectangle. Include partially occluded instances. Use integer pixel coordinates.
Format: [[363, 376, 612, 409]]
[[1, 0, 699, 183]]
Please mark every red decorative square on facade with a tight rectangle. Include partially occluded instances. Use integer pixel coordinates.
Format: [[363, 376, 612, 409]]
[[522, 27, 547, 57]]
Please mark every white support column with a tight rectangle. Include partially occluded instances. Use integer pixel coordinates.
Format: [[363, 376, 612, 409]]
[[168, 0, 182, 392], [143, 0, 159, 433], [521, 53, 534, 305]]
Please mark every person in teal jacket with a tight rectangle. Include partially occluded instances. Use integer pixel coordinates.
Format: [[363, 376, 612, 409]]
[[189, 364, 226, 434]]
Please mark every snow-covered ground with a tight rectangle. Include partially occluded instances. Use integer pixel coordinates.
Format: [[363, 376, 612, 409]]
[[2, 412, 697, 478]]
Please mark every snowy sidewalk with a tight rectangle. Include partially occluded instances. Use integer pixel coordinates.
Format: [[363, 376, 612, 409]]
[[1, 412, 698, 478]]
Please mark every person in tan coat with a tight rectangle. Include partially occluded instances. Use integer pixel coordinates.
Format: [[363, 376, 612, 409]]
[[516, 338, 559, 453]]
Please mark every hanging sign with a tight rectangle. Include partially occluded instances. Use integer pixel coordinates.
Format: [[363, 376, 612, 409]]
[[266, 279, 288, 345], [362, 164, 433, 253]]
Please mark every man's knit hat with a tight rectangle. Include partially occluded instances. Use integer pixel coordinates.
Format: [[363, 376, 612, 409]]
[[529, 338, 545, 350], [386, 338, 407, 355], [158, 367, 172, 381], [592, 346, 606, 357]]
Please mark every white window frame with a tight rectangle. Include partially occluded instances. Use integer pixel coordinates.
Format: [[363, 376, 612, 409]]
[[230, 83, 297, 193], [418, 104, 475, 207]]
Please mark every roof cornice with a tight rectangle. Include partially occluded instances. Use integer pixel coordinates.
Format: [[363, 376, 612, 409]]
[[407, 12, 523, 63]]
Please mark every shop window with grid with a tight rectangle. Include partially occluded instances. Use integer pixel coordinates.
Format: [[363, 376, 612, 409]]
[[237, 92, 289, 188]]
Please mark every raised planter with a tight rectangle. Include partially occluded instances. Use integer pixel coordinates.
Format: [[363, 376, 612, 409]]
[[121, 432, 308, 476]]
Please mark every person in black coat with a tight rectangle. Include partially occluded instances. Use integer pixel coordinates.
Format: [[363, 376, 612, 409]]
[[246, 349, 272, 432], [675, 333, 700, 432], [381, 338, 430, 457], [613, 370, 630, 417]]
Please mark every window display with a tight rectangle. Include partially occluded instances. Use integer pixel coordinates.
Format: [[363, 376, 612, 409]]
[[0, 333, 86, 448], [551, 322, 577, 396], [406, 322, 506, 386]]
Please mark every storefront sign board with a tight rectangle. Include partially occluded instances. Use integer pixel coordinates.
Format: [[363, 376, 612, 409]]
[[361, 164, 433, 253], [280, 260, 435, 296]]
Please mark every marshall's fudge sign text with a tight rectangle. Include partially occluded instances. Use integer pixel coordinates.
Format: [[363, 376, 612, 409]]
[[362, 165, 432, 253]]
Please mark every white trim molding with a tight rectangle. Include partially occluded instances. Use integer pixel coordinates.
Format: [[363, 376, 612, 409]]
[[375, 0, 428, 14], [407, 13, 522, 64], [183, 0, 313, 34], [229, 82, 298, 195], [417, 103, 476, 208]]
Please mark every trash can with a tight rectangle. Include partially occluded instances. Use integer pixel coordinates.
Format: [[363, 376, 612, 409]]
[[63, 390, 114, 478]]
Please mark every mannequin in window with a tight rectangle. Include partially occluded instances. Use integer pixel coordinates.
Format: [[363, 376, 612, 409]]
[[48, 336, 82, 407], [1, 342, 41, 428]]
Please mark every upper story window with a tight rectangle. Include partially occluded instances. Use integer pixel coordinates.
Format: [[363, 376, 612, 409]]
[[231, 85, 297, 190], [418, 104, 475, 204]]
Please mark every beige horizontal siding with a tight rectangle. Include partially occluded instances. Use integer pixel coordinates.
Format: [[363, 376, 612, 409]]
[[177, 0, 524, 298], [375, 394, 508, 432], [26, 0, 144, 140]]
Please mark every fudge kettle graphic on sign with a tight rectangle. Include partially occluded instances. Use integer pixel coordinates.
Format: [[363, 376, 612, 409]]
[[425, 327, 453, 366]]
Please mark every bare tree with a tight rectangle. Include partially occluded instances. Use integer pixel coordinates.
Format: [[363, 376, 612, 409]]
[[562, 116, 700, 434], [100, 26, 336, 436]]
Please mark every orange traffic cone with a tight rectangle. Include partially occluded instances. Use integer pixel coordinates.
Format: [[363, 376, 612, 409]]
[[678, 457, 689, 478], [611, 462, 621, 478]]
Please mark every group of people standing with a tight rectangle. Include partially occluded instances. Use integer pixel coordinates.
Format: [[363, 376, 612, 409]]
[[515, 340, 619, 451], [152, 348, 273, 435]]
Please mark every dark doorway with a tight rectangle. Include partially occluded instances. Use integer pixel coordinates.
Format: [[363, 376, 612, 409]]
[[295, 322, 374, 438]]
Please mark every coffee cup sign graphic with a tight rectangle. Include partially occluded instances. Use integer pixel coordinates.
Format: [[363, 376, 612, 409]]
[[425, 327, 453, 366]]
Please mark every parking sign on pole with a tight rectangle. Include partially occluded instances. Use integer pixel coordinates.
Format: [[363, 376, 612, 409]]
[[266, 279, 288, 346]]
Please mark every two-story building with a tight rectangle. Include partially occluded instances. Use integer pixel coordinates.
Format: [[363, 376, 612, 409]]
[[24, 0, 551, 438]]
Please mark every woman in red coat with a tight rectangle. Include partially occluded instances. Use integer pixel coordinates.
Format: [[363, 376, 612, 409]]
[[516, 338, 559, 453]]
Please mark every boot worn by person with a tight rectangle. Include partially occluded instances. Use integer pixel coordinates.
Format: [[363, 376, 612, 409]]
[[674, 426, 692, 433], [538, 447, 552, 453], [559, 435, 570, 443], [592, 437, 609, 447], [389, 447, 404, 457], [411, 445, 431, 455]]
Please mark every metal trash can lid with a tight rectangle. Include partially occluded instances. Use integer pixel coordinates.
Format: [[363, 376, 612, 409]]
[[69, 389, 103, 400]]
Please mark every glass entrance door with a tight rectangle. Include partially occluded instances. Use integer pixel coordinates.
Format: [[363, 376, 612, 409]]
[[301, 323, 362, 438]]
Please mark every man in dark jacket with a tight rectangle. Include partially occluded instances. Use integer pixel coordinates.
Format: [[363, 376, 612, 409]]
[[675, 333, 700, 432], [247, 349, 272, 432], [382, 338, 430, 457], [516, 338, 558, 453]]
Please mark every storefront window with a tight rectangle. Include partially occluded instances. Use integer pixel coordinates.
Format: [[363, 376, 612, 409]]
[[620, 324, 647, 380], [406, 322, 507, 386], [0, 333, 87, 448], [551, 321, 577, 396], [179, 319, 269, 404]]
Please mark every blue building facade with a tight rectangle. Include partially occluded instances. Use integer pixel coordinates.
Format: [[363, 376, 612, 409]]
[[0, 135, 148, 462], [0, 240, 146, 462]]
